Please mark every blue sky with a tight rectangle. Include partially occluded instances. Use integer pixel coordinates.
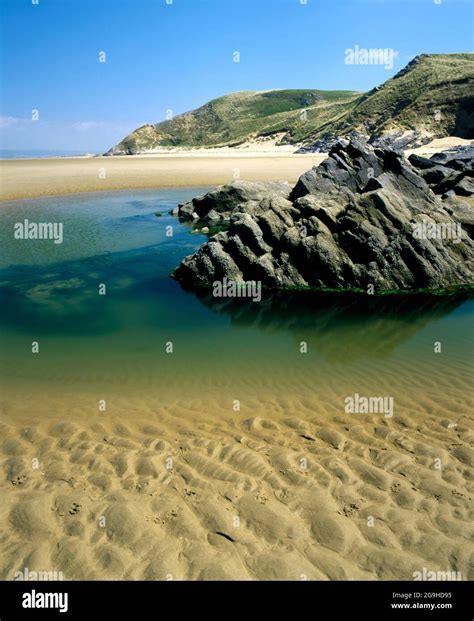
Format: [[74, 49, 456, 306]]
[[0, 0, 472, 153]]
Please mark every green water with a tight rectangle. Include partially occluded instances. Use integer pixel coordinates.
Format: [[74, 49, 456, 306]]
[[0, 189, 473, 422]]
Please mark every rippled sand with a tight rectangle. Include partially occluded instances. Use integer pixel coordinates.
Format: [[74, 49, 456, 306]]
[[0, 187, 472, 581], [1, 381, 472, 581]]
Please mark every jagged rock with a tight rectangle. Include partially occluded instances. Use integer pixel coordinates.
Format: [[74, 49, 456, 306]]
[[173, 180, 291, 222], [409, 146, 474, 197], [295, 131, 366, 154], [453, 176, 474, 197], [405, 154, 434, 170], [419, 165, 455, 185], [172, 139, 474, 292], [429, 145, 474, 170]]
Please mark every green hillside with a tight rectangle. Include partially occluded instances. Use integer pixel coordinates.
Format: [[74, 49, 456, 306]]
[[311, 53, 474, 145], [107, 53, 473, 154]]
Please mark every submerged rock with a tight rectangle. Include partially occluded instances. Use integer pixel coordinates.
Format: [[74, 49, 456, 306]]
[[172, 139, 474, 292]]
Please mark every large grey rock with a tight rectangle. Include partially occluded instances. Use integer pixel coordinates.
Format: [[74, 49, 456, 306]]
[[429, 145, 474, 170], [454, 176, 474, 197], [172, 139, 474, 292], [174, 180, 291, 222], [419, 165, 455, 186], [409, 145, 474, 197], [407, 154, 437, 170]]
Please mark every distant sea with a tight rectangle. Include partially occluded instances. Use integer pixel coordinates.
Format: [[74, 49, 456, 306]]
[[0, 149, 96, 159]]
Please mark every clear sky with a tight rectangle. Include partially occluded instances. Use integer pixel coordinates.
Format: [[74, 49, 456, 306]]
[[0, 0, 472, 153]]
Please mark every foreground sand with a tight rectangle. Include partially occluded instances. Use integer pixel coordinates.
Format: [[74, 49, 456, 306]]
[[0, 400, 472, 581], [0, 153, 323, 202]]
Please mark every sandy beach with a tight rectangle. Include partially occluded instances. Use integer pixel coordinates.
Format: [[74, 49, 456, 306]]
[[0, 152, 323, 202], [1, 137, 471, 203], [1, 389, 472, 581], [0, 136, 472, 582], [2, 0, 473, 613]]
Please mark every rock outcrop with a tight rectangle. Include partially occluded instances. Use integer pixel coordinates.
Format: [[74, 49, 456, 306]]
[[409, 145, 474, 198], [296, 130, 428, 154], [173, 180, 291, 222], [172, 139, 474, 292]]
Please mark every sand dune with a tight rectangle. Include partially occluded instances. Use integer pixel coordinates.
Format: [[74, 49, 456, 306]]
[[0, 397, 472, 581]]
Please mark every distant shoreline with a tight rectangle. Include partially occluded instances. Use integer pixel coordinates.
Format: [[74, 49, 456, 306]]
[[0, 145, 301, 161], [0, 137, 470, 202], [0, 152, 322, 202]]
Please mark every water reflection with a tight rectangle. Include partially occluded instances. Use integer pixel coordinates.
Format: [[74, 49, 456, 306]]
[[188, 286, 472, 361]]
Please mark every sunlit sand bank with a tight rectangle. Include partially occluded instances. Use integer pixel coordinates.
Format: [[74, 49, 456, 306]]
[[0, 153, 323, 202], [1, 137, 470, 202]]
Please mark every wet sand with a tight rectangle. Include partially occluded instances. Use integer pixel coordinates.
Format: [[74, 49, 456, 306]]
[[1, 136, 471, 203], [0, 153, 323, 202]]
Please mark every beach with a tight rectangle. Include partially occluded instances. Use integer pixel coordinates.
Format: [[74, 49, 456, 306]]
[[1, 388, 472, 581], [0, 184, 472, 581], [1, 137, 470, 203], [0, 151, 323, 202], [0, 141, 473, 582]]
